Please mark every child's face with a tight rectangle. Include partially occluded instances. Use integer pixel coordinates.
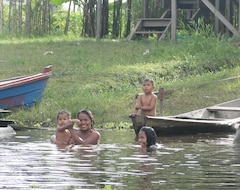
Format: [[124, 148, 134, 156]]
[[142, 81, 154, 93], [138, 130, 147, 148], [57, 113, 70, 126]]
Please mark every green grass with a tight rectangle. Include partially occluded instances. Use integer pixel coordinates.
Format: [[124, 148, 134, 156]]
[[0, 35, 240, 128]]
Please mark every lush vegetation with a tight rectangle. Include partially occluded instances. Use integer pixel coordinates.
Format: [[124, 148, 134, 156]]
[[0, 34, 240, 129]]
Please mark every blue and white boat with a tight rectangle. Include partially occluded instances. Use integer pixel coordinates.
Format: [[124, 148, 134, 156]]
[[0, 65, 52, 109]]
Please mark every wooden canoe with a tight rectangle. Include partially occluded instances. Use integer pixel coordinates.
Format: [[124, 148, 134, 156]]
[[130, 98, 240, 136], [0, 65, 52, 109]]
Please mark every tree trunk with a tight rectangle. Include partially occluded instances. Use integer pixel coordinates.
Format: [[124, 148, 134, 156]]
[[18, 0, 23, 34], [8, 0, 12, 33], [82, 0, 96, 37], [12, 0, 17, 34], [102, 0, 109, 37], [0, 0, 3, 34], [64, 0, 72, 34], [125, 0, 132, 37], [25, 0, 31, 36], [42, 0, 50, 33], [112, 0, 122, 38], [96, 0, 101, 40]]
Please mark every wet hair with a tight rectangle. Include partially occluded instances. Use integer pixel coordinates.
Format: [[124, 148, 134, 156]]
[[139, 126, 157, 148], [142, 78, 154, 86], [57, 109, 71, 119], [77, 109, 95, 128]]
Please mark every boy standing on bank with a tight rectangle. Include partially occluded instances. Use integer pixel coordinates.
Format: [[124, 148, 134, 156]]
[[130, 78, 157, 117]]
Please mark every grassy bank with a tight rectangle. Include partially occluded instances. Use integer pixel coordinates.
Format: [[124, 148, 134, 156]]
[[0, 35, 240, 128]]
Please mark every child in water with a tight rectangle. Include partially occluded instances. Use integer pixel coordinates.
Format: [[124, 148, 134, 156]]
[[130, 78, 157, 117], [51, 109, 79, 145], [138, 126, 157, 150]]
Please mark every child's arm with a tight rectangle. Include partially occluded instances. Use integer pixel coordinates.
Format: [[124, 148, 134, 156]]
[[68, 129, 100, 145], [56, 121, 74, 132], [70, 119, 80, 125], [130, 94, 142, 116]]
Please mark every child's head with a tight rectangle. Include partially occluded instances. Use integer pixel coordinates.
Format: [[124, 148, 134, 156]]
[[138, 126, 157, 148], [142, 78, 154, 86], [141, 78, 154, 94], [57, 109, 71, 126]]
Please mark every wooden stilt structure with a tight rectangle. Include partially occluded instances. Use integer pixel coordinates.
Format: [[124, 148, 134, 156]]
[[127, 0, 240, 41]]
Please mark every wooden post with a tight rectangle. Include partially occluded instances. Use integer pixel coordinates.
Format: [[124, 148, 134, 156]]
[[171, 0, 177, 41], [96, 0, 102, 40], [143, 0, 149, 18], [158, 87, 164, 116]]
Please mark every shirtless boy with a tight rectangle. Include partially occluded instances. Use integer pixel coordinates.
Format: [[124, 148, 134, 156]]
[[130, 78, 157, 116]]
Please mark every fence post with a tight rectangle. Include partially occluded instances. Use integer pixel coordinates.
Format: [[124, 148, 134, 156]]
[[158, 87, 164, 116]]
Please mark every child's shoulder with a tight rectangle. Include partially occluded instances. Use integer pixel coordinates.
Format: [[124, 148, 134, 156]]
[[151, 92, 157, 98]]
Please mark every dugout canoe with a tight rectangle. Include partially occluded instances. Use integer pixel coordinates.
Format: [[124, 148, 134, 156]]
[[130, 98, 240, 136], [0, 65, 52, 109]]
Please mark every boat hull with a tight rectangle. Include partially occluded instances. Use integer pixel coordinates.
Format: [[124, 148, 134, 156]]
[[130, 98, 240, 136], [0, 125, 16, 139], [130, 115, 237, 136], [0, 66, 52, 109]]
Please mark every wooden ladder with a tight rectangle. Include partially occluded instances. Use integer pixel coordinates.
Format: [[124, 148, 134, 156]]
[[127, 18, 171, 41]]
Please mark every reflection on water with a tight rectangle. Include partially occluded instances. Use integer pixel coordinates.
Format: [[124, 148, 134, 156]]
[[1, 129, 240, 189]]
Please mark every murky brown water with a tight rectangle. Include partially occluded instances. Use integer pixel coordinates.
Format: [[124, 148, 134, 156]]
[[1, 128, 240, 189]]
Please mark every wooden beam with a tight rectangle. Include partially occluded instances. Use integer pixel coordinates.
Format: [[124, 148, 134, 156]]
[[201, 0, 240, 37], [126, 20, 142, 40], [171, 0, 177, 41], [208, 106, 240, 112]]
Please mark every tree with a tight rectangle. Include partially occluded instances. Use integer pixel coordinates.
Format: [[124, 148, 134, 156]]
[[102, 0, 109, 37], [82, 0, 96, 37], [64, 0, 72, 34], [25, 0, 31, 35], [125, 0, 131, 37], [0, 0, 3, 34], [112, 0, 122, 38]]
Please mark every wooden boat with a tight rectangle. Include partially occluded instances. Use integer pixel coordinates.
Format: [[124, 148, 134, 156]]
[[0, 65, 52, 109], [130, 98, 240, 136], [0, 125, 16, 139], [0, 119, 16, 138]]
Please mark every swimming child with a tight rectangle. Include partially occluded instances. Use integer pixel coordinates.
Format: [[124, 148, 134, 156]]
[[51, 109, 79, 145], [138, 126, 157, 150], [130, 78, 157, 116]]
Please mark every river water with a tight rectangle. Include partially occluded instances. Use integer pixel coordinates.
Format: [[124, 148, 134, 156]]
[[1, 128, 240, 189]]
